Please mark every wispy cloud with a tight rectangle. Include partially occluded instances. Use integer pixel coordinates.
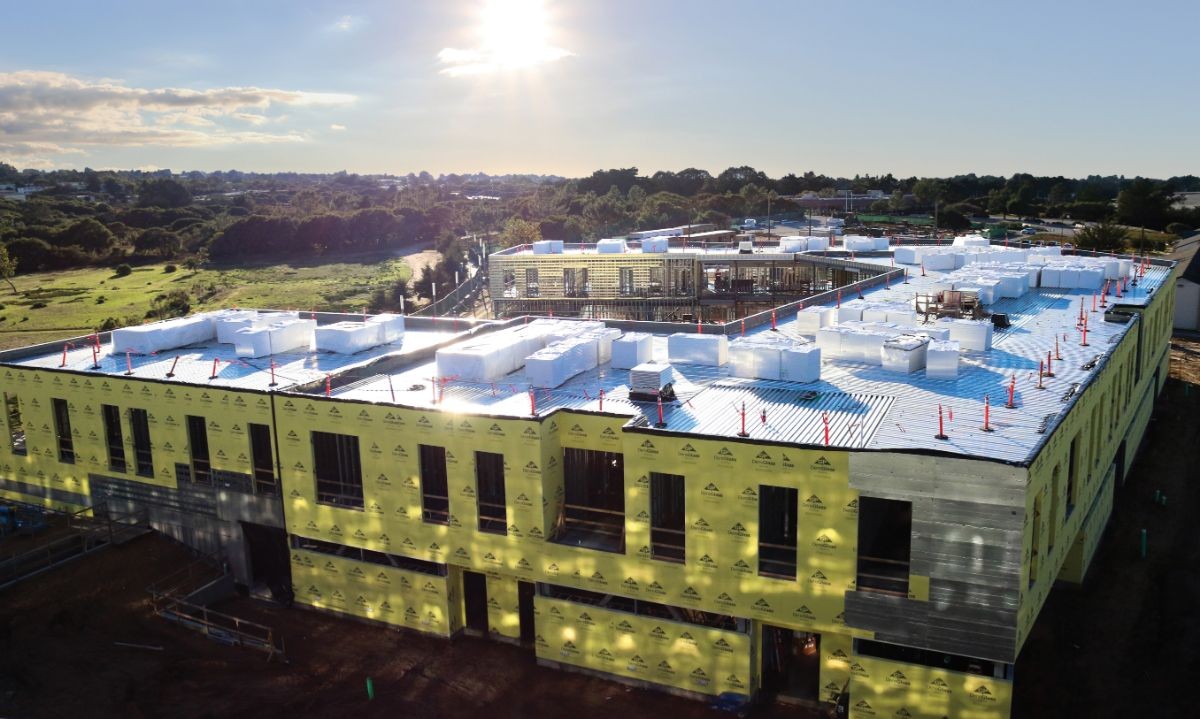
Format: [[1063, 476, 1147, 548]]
[[330, 15, 364, 32], [330, 123, 347, 131], [0, 71, 355, 162]]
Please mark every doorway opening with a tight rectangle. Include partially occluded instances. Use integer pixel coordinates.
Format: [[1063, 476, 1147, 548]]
[[761, 625, 821, 701], [462, 571, 489, 634]]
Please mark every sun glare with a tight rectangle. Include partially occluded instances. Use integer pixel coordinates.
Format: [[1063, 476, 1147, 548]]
[[439, 0, 572, 77]]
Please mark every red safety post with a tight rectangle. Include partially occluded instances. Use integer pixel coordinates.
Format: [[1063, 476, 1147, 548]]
[[267, 359, 276, 386], [1081, 315, 1090, 346], [167, 355, 180, 378], [438, 379, 445, 404], [697, 319, 702, 334], [760, 409, 767, 426], [857, 285, 863, 300], [1078, 297, 1085, 327], [903, 268, 909, 284], [655, 396, 666, 428], [1055, 335, 1062, 361], [920, 262, 926, 277], [1006, 375, 1017, 409], [1037, 360, 1045, 389], [60, 344, 70, 367], [529, 388, 537, 417], [1116, 278, 1123, 299], [91, 344, 100, 369], [325, 374, 332, 397], [770, 310, 777, 331], [885, 272, 890, 289], [210, 358, 220, 379], [387, 376, 395, 402], [1092, 293, 1097, 313], [737, 402, 748, 438], [598, 388, 605, 412], [1100, 283, 1108, 307], [822, 412, 830, 446], [124, 351, 134, 376], [1045, 350, 1055, 377], [982, 394, 993, 432], [837, 289, 842, 308], [741, 319, 746, 336], [935, 404, 948, 440]]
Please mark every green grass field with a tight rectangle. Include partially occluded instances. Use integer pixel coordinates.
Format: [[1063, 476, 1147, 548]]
[[0, 256, 416, 350]]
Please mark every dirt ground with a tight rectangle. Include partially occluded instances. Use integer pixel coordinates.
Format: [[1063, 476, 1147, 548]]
[[2, 340, 1198, 719]]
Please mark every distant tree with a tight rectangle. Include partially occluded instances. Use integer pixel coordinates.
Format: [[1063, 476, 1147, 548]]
[[499, 217, 542, 247], [56, 218, 116, 253], [0, 243, 17, 292], [1117, 178, 1173, 230], [5, 238, 54, 272], [137, 178, 192, 208], [133, 227, 182, 257], [889, 190, 916, 213], [1075, 220, 1127, 253], [1047, 182, 1072, 206], [714, 166, 769, 195], [937, 208, 972, 232], [869, 199, 891, 213], [912, 179, 946, 207], [1165, 222, 1193, 237]]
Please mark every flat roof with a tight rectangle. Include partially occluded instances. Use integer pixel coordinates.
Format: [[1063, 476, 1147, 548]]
[[1, 248, 1174, 465], [324, 251, 1174, 464]]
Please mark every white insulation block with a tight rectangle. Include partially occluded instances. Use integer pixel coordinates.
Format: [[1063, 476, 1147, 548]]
[[667, 333, 728, 366], [612, 332, 653, 370]]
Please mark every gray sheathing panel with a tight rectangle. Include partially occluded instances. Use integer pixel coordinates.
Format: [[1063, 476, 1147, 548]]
[[847, 453, 1027, 663], [0, 476, 89, 506]]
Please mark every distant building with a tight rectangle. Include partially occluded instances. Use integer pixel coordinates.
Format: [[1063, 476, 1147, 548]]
[[1173, 247, 1200, 330]]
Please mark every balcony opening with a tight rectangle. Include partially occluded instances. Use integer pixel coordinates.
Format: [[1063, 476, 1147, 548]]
[[312, 431, 363, 509], [758, 485, 798, 579], [856, 496, 912, 596], [102, 404, 125, 472], [186, 415, 212, 486], [552, 448, 625, 553], [249, 423, 278, 496], [129, 408, 154, 478], [475, 450, 507, 534], [4, 393, 26, 456], [650, 472, 685, 563], [51, 398, 74, 464], [419, 444, 449, 525]]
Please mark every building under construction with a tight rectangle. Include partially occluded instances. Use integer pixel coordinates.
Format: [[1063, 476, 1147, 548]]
[[0, 240, 1177, 719], [488, 237, 878, 322]]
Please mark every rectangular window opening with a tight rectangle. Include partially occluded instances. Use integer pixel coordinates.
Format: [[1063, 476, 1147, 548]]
[[758, 485, 798, 579], [186, 415, 212, 486], [475, 450, 506, 534], [419, 444, 449, 525], [101, 404, 125, 472], [129, 408, 154, 478], [4, 393, 26, 456], [249, 423, 278, 496], [856, 496, 912, 596], [553, 448, 625, 553], [650, 472, 685, 563], [51, 398, 74, 464], [312, 431, 363, 509], [290, 536, 446, 575]]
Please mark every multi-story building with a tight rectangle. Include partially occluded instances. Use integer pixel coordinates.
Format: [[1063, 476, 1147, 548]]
[[0, 246, 1177, 719], [489, 239, 882, 321]]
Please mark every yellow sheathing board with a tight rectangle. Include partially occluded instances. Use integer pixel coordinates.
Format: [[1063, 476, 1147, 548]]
[[1058, 463, 1115, 584], [819, 631, 854, 704], [848, 656, 1011, 719], [485, 572, 521, 640], [290, 544, 454, 637], [534, 595, 752, 697]]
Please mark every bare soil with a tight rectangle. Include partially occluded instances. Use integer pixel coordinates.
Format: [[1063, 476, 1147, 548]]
[[2, 340, 1198, 719]]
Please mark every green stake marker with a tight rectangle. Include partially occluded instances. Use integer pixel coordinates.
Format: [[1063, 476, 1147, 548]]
[[367, 677, 375, 700], [1140, 529, 1147, 559]]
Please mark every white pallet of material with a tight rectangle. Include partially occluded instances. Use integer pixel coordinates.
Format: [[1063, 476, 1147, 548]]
[[881, 335, 930, 373], [612, 332, 653, 369], [862, 305, 890, 323], [948, 319, 993, 351], [837, 301, 866, 323], [216, 310, 263, 344], [975, 280, 999, 305], [779, 345, 821, 383], [436, 338, 518, 382], [916, 326, 952, 341], [234, 318, 316, 358], [1078, 267, 1105, 290], [366, 313, 405, 343], [885, 308, 919, 326], [794, 305, 834, 333], [844, 236, 875, 253], [112, 314, 217, 355], [1039, 267, 1061, 288], [728, 339, 782, 380], [667, 333, 728, 366], [926, 340, 960, 379], [815, 327, 844, 357], [894, 246, 921, 264], [641, 237, 669, 253], [582, 327, 621, 364], [596, 238, 627, 254], [805, 236, 830, 251], [994, 274, 1025, 299], [923, 252, 957, 271], [780, 237, 806, 253], [843, 331, 884, 364], [630, 362, 673, 394], [315, 322, 382, 354], [532, 240, 564, 255], [873, 236, 891, 251], [1059, 268, 1081, 288]]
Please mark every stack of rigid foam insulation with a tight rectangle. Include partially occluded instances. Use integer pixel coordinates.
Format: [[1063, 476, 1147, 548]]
[[794, 305, 835, 334], [729, 333, 822, 383], [596, 238, 627, 254], [926, 340, 960, 379], [214, 309, 300, 344], [234, 317, 316, 358], [111, 313, 216, 355], [667, 333, 728, 366], [314, 322, 382, 355], [612, 332, 653, 369], [947, 319, 993, 351], [641, 236, 669, 253], [881, 334, 930, 373], [629, 362, 673, 395], [525, 335, 600, 388], [366, 313, 405, 343]]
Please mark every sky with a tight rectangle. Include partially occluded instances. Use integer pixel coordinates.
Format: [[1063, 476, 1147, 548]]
[[0, 0, 1196, 179]]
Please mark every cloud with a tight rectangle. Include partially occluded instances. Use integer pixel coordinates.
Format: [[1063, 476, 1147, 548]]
[[0, 71, 355, 163], [438, 0, 573, 77], [331, 15, 364, 32], [330, 123, 347, 131]]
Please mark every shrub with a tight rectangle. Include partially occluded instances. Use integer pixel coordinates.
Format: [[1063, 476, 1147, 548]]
[[114, 264, 132, 277], [95, 295, 106, 304], [30, 301, 47, 309], [164, 264, 177, 273], [1166, 222, 1193, 237]]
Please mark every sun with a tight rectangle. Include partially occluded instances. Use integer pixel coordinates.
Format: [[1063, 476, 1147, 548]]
[[439, 0, 572, 77]]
